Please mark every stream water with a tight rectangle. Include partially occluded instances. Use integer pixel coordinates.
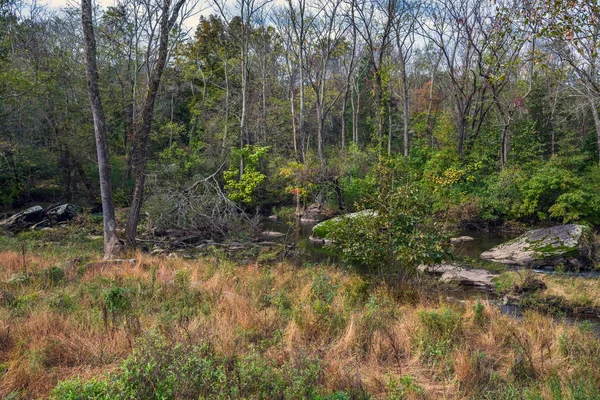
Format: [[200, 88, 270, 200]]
[[260, 218, 600, 335]]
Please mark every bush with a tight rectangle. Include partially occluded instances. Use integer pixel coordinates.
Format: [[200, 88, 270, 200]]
[[51, 333, 350, 399], [482, 161, 600, 225], [417, 308, 462, 362], [51, 378, 110, 400], [328, 162, 450, 281]]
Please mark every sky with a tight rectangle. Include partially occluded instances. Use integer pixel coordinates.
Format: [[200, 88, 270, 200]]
[[40, 0, 210, 31]]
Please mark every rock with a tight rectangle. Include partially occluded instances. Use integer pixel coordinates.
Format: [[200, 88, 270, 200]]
[[43, 203, 78, 224], [308, 235, 332, 246], [450, 236, 475, 244], [513, 274, 546, 294], [312, 210, 377, 239], [0, 204, 78, 232], [0, 206, 44, 231], [480, 224, 593, 268], [261, 231, 285, 238], [418, 264, 496, 288], [300, 203, 329, 224]]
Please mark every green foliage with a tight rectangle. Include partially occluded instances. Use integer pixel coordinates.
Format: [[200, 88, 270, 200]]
[[473, 300, 487, 325], [50, 333, 349, 400], [386, 374, 425, 400], [48, 292, 77, 314], [51, 378, 110, 400], [224, 145, 269, 204], [102, 286, 132, 315], [328, 161, 450, 280], [157, 135, 204, 177], [417, 308, 462, 362], [40, 267, 66, 286]]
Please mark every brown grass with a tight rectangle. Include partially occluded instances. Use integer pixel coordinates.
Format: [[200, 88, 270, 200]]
[[0, 250, 599, 398]]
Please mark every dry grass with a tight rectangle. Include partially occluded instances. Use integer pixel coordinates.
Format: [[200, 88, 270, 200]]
[[498, 270, 600, 311], [0, 250, 599, 399]]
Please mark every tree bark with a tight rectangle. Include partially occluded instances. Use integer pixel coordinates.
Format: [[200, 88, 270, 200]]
[[401, 61, 410, 157], [590, 97, 600, 167], [81, 0, 121, 259]]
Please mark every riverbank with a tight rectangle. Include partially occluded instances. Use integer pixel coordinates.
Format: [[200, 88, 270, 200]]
[[0, 230, 599, 398]]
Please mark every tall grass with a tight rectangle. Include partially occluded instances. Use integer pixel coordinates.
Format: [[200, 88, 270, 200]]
[[0, 247, 598, 398]]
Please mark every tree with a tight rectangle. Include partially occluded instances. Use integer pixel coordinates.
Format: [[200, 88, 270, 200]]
[[392, 1, 420, 156], [81, 0, 122, 258], [126, 0, 191, 245], [421, 0, 493, 157], [305, 0, 346, 165], [353, 0, 397, 149], [530, 0, 600, 165]]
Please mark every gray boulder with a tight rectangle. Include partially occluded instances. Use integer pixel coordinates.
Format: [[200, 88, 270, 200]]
[[0, 206, 44, 231], [34, 203, 78, 228], [418, 264, 496, 288], [300, 203, 328, 223], [0, 204, 78, 232], [480, 224, 593, 268]]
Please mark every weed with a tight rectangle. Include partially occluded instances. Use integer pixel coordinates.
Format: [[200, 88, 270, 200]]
[[417, 307, 462, 362]]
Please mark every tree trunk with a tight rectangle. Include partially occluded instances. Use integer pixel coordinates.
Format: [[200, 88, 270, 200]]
[[402, 67, 409, 157], [354, 81, 361, 144], [289, 71, 298, 157], [341, 88, 348, 152], [317, 104, 324, 165], [387, 94, 392, 155], [81, 0, 121, 259], [126, 0, 187, 246], [222, 54, 229, 156], [500, 122, 509, 170], [590, 97, 600, 167]]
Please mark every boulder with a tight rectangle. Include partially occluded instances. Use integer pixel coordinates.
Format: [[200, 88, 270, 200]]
[[312, 210, 376, 239], [31, 204, 78, 229], [0, 206, 44, 231], [0, 204, 78, 232], [261, 231, 285, 238], [480, 224, 593, 268], [450, 236, 475, 244], [418, 264, 496, 288], [44, 203, 78, 223], [300, 203, 328, 224]]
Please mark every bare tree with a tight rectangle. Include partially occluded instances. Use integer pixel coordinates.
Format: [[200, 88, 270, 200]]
[[213, 0, 273, 174], [535, 0, 600, 165], [421, 0, 492, 156], [353, 0, 397, 148], [81, 0, 122, 258], [305, 0, 347, 165], [126, 0, 193, 245], [392, 1, 420, 156], [285, 0, 308, 162], [339, 0, 359, 152]]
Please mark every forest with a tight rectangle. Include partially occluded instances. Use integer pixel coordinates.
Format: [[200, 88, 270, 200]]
[[1, 0, 600, 398]]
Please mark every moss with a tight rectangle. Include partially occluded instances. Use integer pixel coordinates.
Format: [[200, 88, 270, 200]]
[[312, 218, 337, 239], [312, 210, 376, 239]]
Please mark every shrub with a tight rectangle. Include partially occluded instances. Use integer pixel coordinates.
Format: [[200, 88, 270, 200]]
[[50, 333, 346, 399], [417, 308, 462, 362], [50, 377, 110, 400], [328, 163, 450, 281], [223, 145, 269, 205]]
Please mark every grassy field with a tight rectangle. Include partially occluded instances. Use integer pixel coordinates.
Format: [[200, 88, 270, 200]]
[[0, 226, 598, 399]]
